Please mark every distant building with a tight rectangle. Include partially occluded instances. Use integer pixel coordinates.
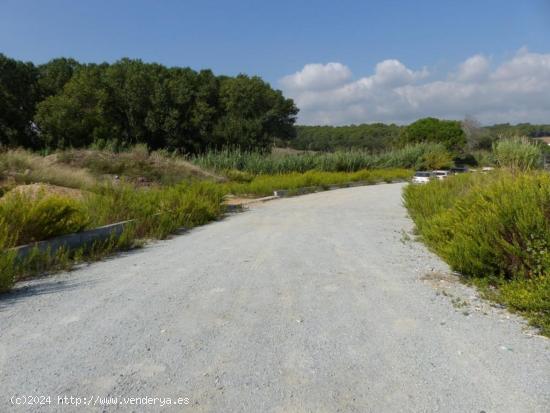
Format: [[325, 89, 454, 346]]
[[534, 136, 550, 146]]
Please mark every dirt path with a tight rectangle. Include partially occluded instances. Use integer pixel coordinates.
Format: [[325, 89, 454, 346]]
[[0, 183, 548, 412]]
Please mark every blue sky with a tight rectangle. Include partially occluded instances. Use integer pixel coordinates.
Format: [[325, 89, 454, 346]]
[[1, 0, 549, 124]]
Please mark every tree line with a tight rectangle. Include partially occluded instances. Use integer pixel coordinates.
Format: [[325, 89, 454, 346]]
[[0, 53, 298, 153], [286, 118, 466, 153], [288, 119, 550, 153], [2, 52, 548, 155]]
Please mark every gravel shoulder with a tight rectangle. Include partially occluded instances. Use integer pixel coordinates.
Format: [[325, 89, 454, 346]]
[[0, 183, 548, 412]]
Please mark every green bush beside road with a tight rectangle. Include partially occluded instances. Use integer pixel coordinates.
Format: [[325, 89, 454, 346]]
[[404, 171, 550, 334]]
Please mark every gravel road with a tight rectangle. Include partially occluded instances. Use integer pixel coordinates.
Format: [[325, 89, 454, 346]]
[[1, 183, 548, 412]]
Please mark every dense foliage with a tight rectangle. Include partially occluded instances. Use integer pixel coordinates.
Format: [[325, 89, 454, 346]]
[[486, 123, 550, 138], [0, 53, 297, 153], [192, 143, 452, 174], [291, 119, 550, 153], [400, 117, 466, 151], [289, 123, 401, 151], [404, 171, 550, 333], [493, 136, 543, 171]]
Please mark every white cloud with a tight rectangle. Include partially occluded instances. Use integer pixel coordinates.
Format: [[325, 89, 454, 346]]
[[280, 62, 352, 91], [455, 54, 489, 82], [280, 49, 550, 125]]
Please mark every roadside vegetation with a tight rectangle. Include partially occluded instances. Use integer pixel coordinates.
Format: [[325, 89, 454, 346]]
[[192, 142, 452, 174], [2, 50, 549, 314], [289, 118, 550, 152], [0, 180, 226, 292], [221, 168, 411, 197], [0, 145, 415, 293], [404, 138, 549, 335]]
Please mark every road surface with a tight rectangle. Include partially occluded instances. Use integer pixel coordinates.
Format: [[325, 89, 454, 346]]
[[1, 183, 548, 412]]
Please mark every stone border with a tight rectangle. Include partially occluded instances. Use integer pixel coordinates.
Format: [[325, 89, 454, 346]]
[[12, 220, 135, 260]]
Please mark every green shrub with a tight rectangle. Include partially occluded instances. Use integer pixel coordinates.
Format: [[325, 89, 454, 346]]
[[0, 192, 90, 245], [404, 171, 550, 333], [471, 150, 496, 167], [0, 180, 226, 291], [417, 145, 454, 170], [0, 218, 16, 292], [224, 169, 255, 183], [493, 136, 542, 171], [405, 171, 550, 279], [84, 181, 225, 239]]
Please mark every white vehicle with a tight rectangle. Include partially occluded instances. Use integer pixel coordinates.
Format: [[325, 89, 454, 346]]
[[432, 170, 451, 180], [412, 171, 435, 184]]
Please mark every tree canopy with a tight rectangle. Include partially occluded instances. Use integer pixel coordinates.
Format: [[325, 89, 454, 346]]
[[289, 123, 402, 152], [0, 54, 298, 153], [2, 53, 549, 154], [401, 117, 466, 152]]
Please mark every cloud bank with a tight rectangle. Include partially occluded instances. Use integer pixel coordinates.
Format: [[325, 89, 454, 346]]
[[279, 49, 550, 125]]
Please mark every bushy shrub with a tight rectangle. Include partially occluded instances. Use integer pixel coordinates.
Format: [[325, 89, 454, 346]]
[[404, 171, 550, 333], [405, 172, 550, 279], [0, 191, 90, 245], [493, 136, 542, 171], [471, 150, 496, 167], [84, 181, 225, 239], [417, 145, 454, 170], [0, 218, 16, 292]]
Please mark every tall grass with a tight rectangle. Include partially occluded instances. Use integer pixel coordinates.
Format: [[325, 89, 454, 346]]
[[222, 168, 413, 197], [0, 191, 90, 245], [0, 218, 16, 292], [0, 181, 226, 287], [404, 171, 550, 334], [493, 136, 542, 171], [192, 143, 452, 174], [84, 181, 225, 239]]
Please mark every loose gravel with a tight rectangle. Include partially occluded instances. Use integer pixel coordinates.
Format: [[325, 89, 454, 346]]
[[0, 183, 548, 412]]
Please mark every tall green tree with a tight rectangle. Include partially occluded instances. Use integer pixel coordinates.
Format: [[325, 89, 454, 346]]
[[2, 54, 299, 152], [215, 75, 297, 151], [35, 65, 110, 148], [0, 54, 39, 148], [401, 117, 466, 152], [37, 58, 81, 98]]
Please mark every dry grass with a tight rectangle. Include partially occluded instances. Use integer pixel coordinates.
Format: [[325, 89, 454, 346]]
[[3, 183, 86, 201], [0, 147, 224, 195], [0, 149, 98, 191], [55, 145, 224, 185]]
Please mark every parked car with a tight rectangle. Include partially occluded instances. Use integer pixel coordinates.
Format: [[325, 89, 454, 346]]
[[432, 170, 451, 180], [412, 171, 435, 184], [450, 166, 469, 174]]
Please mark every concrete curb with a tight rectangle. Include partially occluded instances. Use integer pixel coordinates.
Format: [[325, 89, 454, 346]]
[[12, 220, 135, 260], [224, 195, 279, 212]]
